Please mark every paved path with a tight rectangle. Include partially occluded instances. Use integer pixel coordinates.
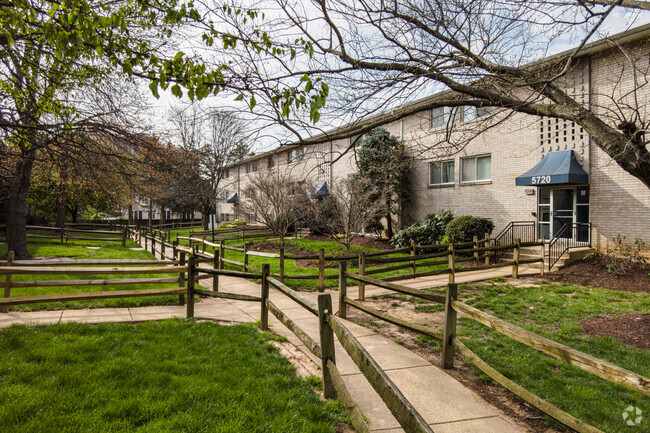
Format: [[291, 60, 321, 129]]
[[0, 244, 542, 433]]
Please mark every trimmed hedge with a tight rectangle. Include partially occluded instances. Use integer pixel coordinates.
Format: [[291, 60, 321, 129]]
[[445, 215, 494, 244]]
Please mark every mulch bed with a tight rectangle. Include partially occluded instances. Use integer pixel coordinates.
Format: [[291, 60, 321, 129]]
[[543, 258, 650, 293], [581, 314, 650, 349]]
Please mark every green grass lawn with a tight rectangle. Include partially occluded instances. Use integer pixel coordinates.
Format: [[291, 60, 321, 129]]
[[170, 229, 447, 291], [0, 320, 346, 433], [1, 235, 185, 311], [455, 280, 650, 432]]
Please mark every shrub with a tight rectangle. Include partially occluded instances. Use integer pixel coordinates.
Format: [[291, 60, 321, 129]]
[[391, 209, 454, 248], [445, 215, 495, 244], [364, 217, 385, 237], [586, 235, 646, 275]]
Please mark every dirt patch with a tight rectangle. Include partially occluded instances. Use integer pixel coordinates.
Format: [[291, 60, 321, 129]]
[[581, 314, 650, 349], [346, 297, 566, 433], [542, 258, 650, 293]]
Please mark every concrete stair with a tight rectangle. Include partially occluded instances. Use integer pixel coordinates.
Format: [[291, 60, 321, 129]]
[[500, 244, 594, 272]]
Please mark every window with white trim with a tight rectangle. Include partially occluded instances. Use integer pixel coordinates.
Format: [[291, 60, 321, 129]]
[[429, 160, 455, 185], [461, 155, 491, 182], [268, 155, 275, 168], [430, 106, 455, 129], [463, 106, 491, 122]]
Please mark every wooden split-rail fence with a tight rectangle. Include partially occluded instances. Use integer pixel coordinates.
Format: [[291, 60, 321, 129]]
[[0, 225, 128, 246], [137, 227, 546, 292], [1, 231, 645, 433]]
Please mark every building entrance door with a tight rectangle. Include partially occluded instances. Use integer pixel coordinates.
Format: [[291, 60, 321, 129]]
[[552, 188, 574, 238]]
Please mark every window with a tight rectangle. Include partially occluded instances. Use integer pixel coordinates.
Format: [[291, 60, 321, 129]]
[[268, 155, 275, 168], [245, 161, 258, 173], [461, 155, 491, 182], [288, 148, 305, 163], [430, 106, 455, 129], [429, 160, 455, 185], [224, 168, 230, 179], [463, 106, 491, 122]]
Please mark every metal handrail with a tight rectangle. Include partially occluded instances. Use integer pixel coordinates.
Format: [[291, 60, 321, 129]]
[[548, 222, 592, 271], [494, 221, 537, 262]]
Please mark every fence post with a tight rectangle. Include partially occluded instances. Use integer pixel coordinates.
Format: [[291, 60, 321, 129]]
[[338, 261, 347, 319], [144, 232, 148, 250], [410, 240, 416, 274], [212, 251, 219, 292], [261, 263, 270, 330], [448, 244, 456, 284], [178, 252, 186, 306], [161, 238, 166, 260], [441, 283, 458, 369], [539, 236, 546, 276], [243, 243, 249, 273], [60, 226, 64, 244], [484, 233, 490, 265], [201, 236, 206, 253], [279, 247, 285, 284], [513, 237, 520, 278], [318, 294, 337, 399], [2, 251, 14, 314], [318, 248, 325, 292], [186, 255, 195, 319], [358, 252, 366, 301], [219, 240, 225, 270], [173, 240, 178, 259], [151, 235, 156, 257], [473, 235, 479, 266]]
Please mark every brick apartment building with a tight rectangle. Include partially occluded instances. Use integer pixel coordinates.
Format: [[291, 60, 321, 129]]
[[216, 25, 650, 251]]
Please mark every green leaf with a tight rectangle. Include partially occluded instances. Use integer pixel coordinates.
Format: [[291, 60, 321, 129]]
[[171, 84, 182, 98], [249, 95, 256, 110], [312, 111, 320, 123], [149, 81, 160, 99], [174, 51, 184, 62], [234, 93, 244, 101]]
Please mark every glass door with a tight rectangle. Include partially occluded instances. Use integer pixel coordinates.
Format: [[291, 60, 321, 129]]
[[552, 188, 574, 238]]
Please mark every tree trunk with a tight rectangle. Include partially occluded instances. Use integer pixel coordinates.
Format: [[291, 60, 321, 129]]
[[385, 212, 394, 239], [127, 204, 133, 225], [160, 204, 166, 228], [56, 174, 66, 228], [7, 149, 37, 259], [148, 199, 153, 227]]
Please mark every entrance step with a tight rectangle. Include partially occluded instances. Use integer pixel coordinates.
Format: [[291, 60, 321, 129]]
[[499, 246, 593, 272]]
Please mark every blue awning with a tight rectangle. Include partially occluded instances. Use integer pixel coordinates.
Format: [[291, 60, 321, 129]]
[[309, 182, 330, 199], [516, 150, 589, 186], [226, 193, 238, 204]]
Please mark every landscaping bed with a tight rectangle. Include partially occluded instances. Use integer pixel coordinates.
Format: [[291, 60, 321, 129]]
[[0, 320, 347, 433], [349, 278, 649, 433], [543, 257, 650, 292]]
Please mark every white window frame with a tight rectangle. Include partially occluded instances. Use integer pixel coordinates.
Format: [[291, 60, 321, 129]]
[[430, 106, 455, 129], [287, 149, 295, 163], [461, 154, 492, 183], [428, 160, 455, 186], [464, 105, 491, 122], [268, 155, 275, 168]]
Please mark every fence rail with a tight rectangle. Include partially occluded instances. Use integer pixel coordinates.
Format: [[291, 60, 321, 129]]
[[154, 226, 545, 291], [0, 255, 189, 312]]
